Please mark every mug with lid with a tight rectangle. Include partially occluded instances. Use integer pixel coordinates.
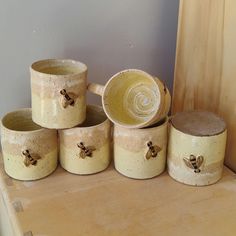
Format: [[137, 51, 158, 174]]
[[167, 111, 227, 186], [88, 69, 171, 129], [30, 59, 87, 129]]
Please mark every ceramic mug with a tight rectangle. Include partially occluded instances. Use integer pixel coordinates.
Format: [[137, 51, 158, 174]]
[[30, 59, 87, 129], [59, 105, 111, 175], [88, 69, 171, 129], [167, 111, 227, 186], [1, 108, 58, 181], [113, 118, 168, 179]]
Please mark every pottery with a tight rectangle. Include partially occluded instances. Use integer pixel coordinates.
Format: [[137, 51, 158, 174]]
[[113, 118, 168, 179], [167, 111, 227, 186], [30, 59, 87, 129], [59, 105, 111, 175], [1, 108, 58, 181], [88, 69, 171, 129]]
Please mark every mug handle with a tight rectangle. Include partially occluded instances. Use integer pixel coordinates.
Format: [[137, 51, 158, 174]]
[[87, 83, 104, 96]]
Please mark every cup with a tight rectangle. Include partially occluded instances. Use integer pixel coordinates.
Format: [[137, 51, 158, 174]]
[[88, 69, 171, 129], [113, 118, 168, 179], [59, 105, 111, 175], [1, 108, 58, 181], [167, 111, 227, 186], [30, 59, 87, 129]]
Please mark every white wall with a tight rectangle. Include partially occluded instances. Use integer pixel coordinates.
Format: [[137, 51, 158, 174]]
[[0, 0, 179, 117]]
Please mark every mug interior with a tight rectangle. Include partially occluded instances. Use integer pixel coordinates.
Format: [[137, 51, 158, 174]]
[[31, 59, 87, 76], [2, 109, 42, 132], [79, 105, 107, 127], [103, 70, 160, 126]]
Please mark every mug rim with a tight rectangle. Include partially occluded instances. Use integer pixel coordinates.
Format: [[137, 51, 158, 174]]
[[114, 116, 168, 131], [1, 108, 44, 134], [30, 59, 88, 77], [102, 69, 164, 129]]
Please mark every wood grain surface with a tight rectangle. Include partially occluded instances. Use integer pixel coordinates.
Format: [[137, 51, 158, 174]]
[[172, 0, 236, 171], [0, 154, 236, 236]]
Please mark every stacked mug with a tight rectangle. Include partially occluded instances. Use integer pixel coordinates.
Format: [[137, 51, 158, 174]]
[[1, 59, 111, 181], [88, 69, 171, 179], [0, 59, 171, 181]]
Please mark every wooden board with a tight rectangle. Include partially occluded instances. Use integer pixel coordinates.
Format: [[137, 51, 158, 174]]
[[1, 154, 236, 236], [0, 192, 15, 236], [172, 0, 236, 172]]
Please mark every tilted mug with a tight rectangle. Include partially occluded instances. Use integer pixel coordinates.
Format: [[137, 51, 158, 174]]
[[88, 69, 171, 129]]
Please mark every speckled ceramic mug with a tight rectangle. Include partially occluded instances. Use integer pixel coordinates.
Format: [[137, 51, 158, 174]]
[[167, 111, 227, 186], [59, 105, 111, 175], [1, 108, 58, 181], [88, 69, 171, 129], [30, 59, 87, 129], [113, 118, 168, 179]]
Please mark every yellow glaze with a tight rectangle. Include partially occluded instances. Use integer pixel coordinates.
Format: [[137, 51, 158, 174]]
[[1, 109, 58, 181], [60, 142, 110, 175], [59, 105, 111, 175], [114, 118, 168, 179], [167, 125, 227, 186], [88, 69, 171, 129], [30, 59, 87, 129], [3, 149, 57, 181]]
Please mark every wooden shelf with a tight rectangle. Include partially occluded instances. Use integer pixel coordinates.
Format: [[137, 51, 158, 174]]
[[1, 154, 236, 236]]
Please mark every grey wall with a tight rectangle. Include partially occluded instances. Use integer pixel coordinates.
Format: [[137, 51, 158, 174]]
[[0, 0, 179, 118]]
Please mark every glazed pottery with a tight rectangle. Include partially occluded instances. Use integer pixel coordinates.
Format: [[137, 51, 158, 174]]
[[59, 105, 111, 175], [167, 111, 227, 186], [30, 59, 87, 129], [113, 118, 168, 179], [88, 69, 171, 129], [1, 108, 58, 181]]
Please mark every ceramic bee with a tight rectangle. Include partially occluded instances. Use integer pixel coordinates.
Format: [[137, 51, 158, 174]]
[[22, 150, 41, 167], [60, 89, 75, 108], [77, 142, 96, 159], [146, 141, 162, 160], [183, 155, 204, 173]]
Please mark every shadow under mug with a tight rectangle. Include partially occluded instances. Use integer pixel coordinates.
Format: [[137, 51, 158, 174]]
[[1, 108, 58, 181], [88, 69, 171, 129], [59, 105, 111, 175], [30, 59, 87, 129]]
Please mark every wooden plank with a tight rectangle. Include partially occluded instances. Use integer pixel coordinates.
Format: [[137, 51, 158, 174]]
[[172, 0, 236, 171], [1, 154, 236, 236], [0, 192, 15, 236]]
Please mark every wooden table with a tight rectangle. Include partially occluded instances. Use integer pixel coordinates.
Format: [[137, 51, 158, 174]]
[[1, 154, 236, 236]]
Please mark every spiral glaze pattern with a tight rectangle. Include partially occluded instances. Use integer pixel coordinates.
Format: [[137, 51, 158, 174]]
[[123, 84, 160, 120]]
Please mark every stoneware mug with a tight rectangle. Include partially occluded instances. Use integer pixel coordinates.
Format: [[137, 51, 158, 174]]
[[59, 105, 111, 175], [167, 111, 227, 186], [113, 118, 168, 179], [88, 69, 171, 129], [1, 108, 58, 181], [30, 59, 87, 129]]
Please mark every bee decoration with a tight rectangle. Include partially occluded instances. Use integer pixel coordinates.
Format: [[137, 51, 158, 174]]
[[22, 150, 41, 167], [183, 155, 204, 173], [146, 141, 162, 160], [163, 83, 167, 94], [60, 89, 75, 108], [77, 142, 96, 159]]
